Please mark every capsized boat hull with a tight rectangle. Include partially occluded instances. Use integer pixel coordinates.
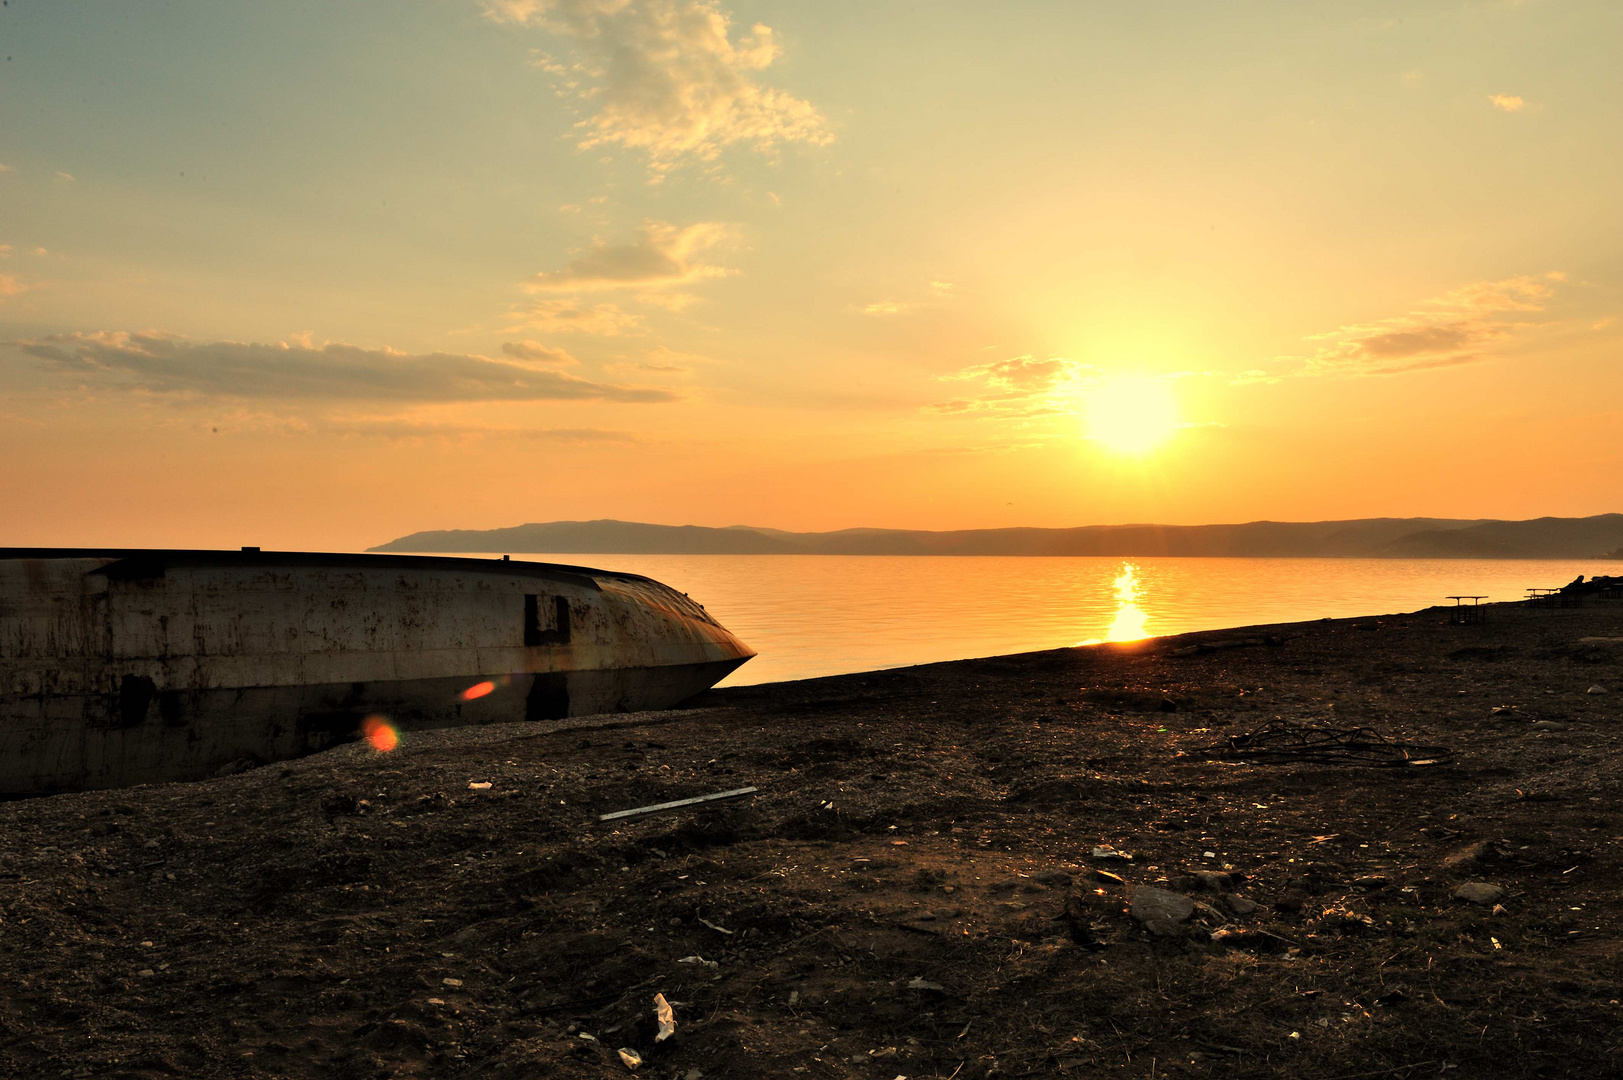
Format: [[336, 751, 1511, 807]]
[[0, 550, 754, 793]]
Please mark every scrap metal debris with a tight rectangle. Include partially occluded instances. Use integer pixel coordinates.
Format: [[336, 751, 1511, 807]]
[[598, 786, 759, 822], [1193, 721, 1453, 768]]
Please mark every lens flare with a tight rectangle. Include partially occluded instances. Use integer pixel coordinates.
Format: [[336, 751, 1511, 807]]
[[1106, 562, 1150, 642], [362, 714, 399, 753], [459, 680, 496, 702]]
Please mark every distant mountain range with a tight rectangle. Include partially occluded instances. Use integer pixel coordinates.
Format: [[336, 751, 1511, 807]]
[[370, 514, 1623, 559]]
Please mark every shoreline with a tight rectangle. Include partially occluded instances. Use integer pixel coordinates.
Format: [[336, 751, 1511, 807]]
[[1, 600, 1619, 1078]]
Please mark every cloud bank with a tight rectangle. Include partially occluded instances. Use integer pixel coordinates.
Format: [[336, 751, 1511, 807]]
[[483, 0, 831, 175], [15, 332, 676, 402]]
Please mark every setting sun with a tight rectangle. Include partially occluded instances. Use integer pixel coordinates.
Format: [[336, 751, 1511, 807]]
[[1084, 376, 1180, 455]]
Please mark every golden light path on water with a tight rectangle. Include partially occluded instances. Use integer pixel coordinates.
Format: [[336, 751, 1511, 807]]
[[1077, 560, 1151, 645], [1105, 562, 1150, 642]]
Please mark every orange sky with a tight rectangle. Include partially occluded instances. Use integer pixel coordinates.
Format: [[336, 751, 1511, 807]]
[[2, 2, 1620, 550]]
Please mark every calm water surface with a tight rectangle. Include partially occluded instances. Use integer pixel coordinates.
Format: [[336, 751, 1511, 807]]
[[428, 554, 1603, 686]]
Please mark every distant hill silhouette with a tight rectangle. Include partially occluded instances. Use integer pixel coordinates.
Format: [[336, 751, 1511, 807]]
[[370, 514, 1623, 558]]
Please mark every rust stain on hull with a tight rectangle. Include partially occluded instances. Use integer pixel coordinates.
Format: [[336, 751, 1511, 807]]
[[0, 550, 754, 793]]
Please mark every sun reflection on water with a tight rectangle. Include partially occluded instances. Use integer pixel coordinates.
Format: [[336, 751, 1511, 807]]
[[1105, 562, 1150, 642]]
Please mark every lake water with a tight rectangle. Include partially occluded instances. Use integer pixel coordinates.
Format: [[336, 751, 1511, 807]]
[[425, 553, 1604, 686]]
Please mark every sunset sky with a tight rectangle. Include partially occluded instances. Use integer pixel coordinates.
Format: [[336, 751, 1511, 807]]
[[2, 0, 1619, 550]]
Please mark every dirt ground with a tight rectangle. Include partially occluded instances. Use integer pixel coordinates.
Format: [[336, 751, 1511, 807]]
[[2, 600, 1622, 1079]]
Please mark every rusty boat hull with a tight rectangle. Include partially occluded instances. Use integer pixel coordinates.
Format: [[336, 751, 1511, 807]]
[[0, 550, 754, 794]]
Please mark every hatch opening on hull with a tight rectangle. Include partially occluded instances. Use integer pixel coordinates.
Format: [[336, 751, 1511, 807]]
[[524, 594, 571, 646]]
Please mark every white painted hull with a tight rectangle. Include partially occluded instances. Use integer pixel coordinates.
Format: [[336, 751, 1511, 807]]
[[0, 551, 754, 793]]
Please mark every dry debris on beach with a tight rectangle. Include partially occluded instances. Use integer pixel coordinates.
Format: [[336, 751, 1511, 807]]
[[2, 603, 1621, 1078]]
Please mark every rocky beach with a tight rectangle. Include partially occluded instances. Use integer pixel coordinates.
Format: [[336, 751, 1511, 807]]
[[1, 600, 1620, 1079]]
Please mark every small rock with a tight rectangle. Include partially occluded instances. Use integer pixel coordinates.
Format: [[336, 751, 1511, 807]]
[[1353, 875, 1390, 890], [1223, 893, 1263, 916], [1210, 927, 1290, 953], [1061, 893, 1105, 949], [1032, 868, 1073, 887], [1531, 721, 1567, 731], [1441, 841, 1490, 870], [1091, 845, 1132, 861], [906, 977, 944, 992], [618, 1047, 642, 1070], [1090, 868, 1127, 886], [1272, 891, 1308, 915], [1454, 882, 1506, 906], [1188, 870, 1233, 892], [442, 977, 463, 987], [1130, 886, 1195, 936], [1587, 686, 1608, 695]]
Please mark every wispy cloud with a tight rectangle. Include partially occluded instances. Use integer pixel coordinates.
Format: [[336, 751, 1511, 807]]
[[859, 279, 957, 316], [529, 221, 732, 291], [501, 339, 579, 365], [483, 0, 831, 177], [859, 301, 910, 316], [0, 164, 15, 174], [0, 274, 25, 299], [1488, 93, 1525, 112], [1296, 274, 1558, 376], [53, 171, 75, 183], [925, 355, 1098, 415], [611, 344, 707, 375], [507, 297, 644, 335], [321, 417, 640, 443], [14, 331, 675, 402]]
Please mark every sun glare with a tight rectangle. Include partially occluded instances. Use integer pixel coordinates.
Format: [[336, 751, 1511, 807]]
[[1085, 376, 1179, 454]]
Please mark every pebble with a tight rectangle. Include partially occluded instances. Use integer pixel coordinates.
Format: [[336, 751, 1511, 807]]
[[1531, 721, 1568, 731], [1032, 868, 1073, 887], [1454, 882, 1506, 905], [1587, 686, 1607, 695]]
